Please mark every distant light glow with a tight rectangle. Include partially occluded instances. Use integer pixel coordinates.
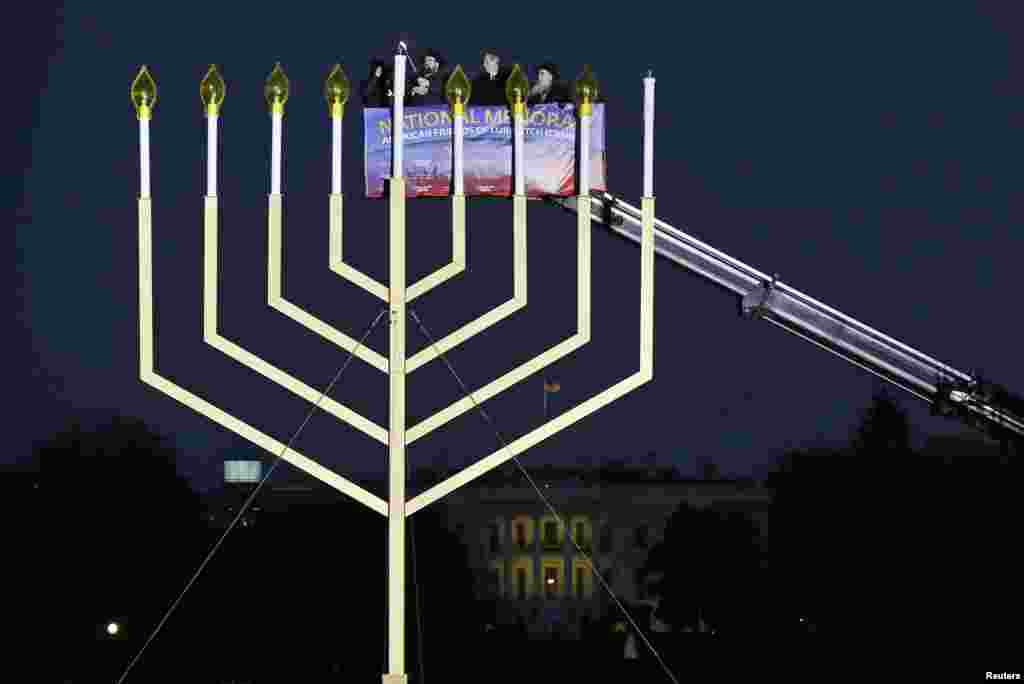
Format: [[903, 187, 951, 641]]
[[106, 622, 120, 635], [224, 460, 262, 483], [546, 577, 555, 585]]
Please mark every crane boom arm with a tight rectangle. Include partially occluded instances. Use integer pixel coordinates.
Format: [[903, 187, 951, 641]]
[[546, 191, 1024, 441]]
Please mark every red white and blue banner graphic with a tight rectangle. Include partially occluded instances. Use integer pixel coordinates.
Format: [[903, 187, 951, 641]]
[[363, 103, 607, 198]]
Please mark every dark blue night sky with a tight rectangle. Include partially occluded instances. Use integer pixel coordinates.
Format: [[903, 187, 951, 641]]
[[15, 4, 1023, 498]]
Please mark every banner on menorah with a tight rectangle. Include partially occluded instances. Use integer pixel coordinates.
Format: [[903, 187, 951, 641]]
[[363, 103, 607, 198]]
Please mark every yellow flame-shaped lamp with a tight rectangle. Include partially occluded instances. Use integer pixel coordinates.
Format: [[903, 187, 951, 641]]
[[445, 65, 471, 116], [574, 64, 599, 117], [131, 65, 157, 120], [264, 62, 290, 115], [324, 63, 350, 119], [504, 64, 529, 117], [199, 65, 226, 118]]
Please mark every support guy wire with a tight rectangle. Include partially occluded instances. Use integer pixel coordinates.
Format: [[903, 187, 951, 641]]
[[118, 307, 387, 684]]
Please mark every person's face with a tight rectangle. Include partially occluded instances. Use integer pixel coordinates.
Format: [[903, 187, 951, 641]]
[[483, 54, 499, 75], [538, 69, 553, 88], [424, 56, 438, 72]]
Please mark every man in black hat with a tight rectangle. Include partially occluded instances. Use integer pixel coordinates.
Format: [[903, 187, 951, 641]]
[[407, 48, 451, 106], [528, 62, 571, 106]]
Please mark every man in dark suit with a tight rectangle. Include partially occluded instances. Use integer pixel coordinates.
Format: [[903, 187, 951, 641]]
[[471, 49, 509, 106]]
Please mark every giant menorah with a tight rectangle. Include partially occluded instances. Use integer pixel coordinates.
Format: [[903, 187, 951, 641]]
[[132, 52, 655, 684]]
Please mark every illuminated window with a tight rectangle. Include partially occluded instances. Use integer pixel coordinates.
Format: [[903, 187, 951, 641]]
[[544, 566, 559, 598], [569, 516, 591, 550], [573, 559, 595, 599], [512, 516, 534, 549], [544, 522, 558, 545]]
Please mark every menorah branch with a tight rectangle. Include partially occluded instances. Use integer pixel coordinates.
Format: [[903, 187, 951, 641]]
[[269, 194, 390, 372], [138, 197, 387, 516], [203, 195, 388, 443], [406, 194, 466, 301], [406, 193, 588, 443], [407, 196, 655, 516], [405, 194, 529, 373], [328, 193, 390, 301]]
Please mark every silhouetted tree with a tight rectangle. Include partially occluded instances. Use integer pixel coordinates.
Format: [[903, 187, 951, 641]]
[[404, 507, 484, 682], [768, 392, 1022, 676], [640, 503, 766, 636], [851, 387, 911, 457], [163, 482, 481, 682], [38, 414, 207, 682], [768, 391, 917, 637], [767, 447, 865, 635]]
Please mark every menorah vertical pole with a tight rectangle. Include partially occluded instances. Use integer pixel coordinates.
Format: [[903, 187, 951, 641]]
[[384, 53, 408, 684]]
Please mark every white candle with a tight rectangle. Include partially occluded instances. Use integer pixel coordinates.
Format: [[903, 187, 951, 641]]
[[207, 113, 218, 196], [514, 113, 525, 195], [271, 111, 282, 195], [643, 73, 655, 198], [579, 115, 591, 196], [454, 111, 464, 195], [393, 54, 405, 178], [140, 118, 150, 199], [332, 115, 341, 195]]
